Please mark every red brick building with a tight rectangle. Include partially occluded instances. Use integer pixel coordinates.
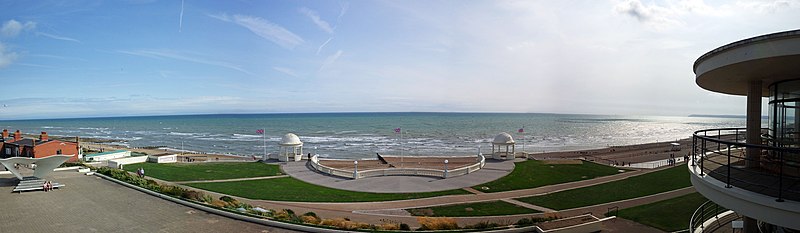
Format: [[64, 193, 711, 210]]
[[0, 129, 80, 162]]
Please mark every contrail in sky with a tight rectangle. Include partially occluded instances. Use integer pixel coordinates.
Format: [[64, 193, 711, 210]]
[[179, 0, 185, 32]]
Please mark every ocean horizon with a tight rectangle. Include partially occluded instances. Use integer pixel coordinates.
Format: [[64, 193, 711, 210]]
[[0, 112, 747, 159]]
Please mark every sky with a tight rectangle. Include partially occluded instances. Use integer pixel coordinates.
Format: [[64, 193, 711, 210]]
[[0, 0, 798, 120]]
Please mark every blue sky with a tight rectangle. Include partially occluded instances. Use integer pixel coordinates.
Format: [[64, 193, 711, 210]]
[[0, 0, 798, 120]]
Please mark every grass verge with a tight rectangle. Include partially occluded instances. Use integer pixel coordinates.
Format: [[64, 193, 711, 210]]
[[516, 165, 690, 210], [473, 160, 623, 193], [123, 162, 282, 181], [407, 201, 540, 217], [611, 192, 707, 232], [187, 177, 471, 202]]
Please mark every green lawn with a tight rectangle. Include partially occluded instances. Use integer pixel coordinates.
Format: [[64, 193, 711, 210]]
[[611, 192, 708, 232], [122, 162, 282, 182], [473, 160, 623, 193], [407, 201, 540, 217], [516, 165, 690, 210], [187, 177, 472, 202]]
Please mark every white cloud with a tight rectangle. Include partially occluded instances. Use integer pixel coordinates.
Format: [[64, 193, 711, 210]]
[[319, 50, 343, 72], [273, 67, 298, 77], [209, 13, 304, 49], [118, 49, 254, 76], [0, 42, 18, 68], [37, 32, 80, 43], [614, 0, 683, 30], [300, 7, 334, 34], [317, 37, 333, 55], [1, 19, 36, 37], [735, 0, 800, 13]]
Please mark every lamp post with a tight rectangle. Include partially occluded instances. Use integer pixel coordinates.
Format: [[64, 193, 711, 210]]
[[353, 160, 359, 179]]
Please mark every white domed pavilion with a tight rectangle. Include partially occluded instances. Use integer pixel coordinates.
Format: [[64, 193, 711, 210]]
[[491, 132, 515, 160], [278, 133, 303, 162]]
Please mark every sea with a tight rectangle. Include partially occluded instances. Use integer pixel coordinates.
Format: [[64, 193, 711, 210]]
[[0, 113, 746, 159]]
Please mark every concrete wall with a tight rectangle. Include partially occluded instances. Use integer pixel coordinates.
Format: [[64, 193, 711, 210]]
[[108, 156, 148, 169], [86, 150, 131, 162]]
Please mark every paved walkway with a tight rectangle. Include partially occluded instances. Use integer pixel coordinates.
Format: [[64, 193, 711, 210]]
[[280, 158, 517, 193], [174, 175, 289, 184], [0, 171, 297, 233], [235, 164, 688, 231]]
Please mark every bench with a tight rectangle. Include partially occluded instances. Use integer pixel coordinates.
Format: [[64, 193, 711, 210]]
[[12, 179, 65, 193]]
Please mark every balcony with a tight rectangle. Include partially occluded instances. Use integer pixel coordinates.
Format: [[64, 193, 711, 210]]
[[690, 128, 800, 230]]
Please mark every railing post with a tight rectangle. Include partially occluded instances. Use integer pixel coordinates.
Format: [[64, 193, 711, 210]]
[[692, 135, 697, 167], [726, 145, 732, 188], [700, 138, 706, 176], [777, 151, 784, 202]]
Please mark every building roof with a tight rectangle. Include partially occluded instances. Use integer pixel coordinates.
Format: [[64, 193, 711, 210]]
[[5, 139, 40, 147], [694, 29, 800, 96], [85, 150, 128, 157], [492, 132, 515, 145], [280, 133, 303, 146]]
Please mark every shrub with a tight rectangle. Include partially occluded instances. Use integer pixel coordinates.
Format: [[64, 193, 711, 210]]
[[220, 196, 235, 202], [516, 218, 533, 226], [210, 200, 227, 208], [417, 217, 459, 230], [378, 223, 400, 230], [300, 215, 320, 224], [464, 221, 499, 230], [302, 212, 317, 218], [161, 185, 188, 197], [201, 194, 213, 204]]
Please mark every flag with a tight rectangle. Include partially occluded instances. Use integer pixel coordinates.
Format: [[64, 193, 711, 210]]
[[518, 128, 524, 133], [256, 129, 264, 134], [394, 128, 401, 133]]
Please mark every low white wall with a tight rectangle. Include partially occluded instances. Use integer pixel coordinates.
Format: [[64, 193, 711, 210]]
[[309, 154, 485, 179], [107, 156, 148, 169], [148, 154, 177, 163]]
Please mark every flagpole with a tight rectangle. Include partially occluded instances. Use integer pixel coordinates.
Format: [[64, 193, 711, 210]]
[[522, 126, 525, 155], [400, 129, 403, 168]]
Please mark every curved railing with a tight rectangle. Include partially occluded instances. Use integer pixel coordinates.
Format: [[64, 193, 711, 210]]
[[689, 200, 738, 233], [309, 154, 486, 179], [692, 128, 800, 202]]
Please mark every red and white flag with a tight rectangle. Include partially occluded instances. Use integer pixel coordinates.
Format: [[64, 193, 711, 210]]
[[518, 128, 524, 133], [256, 129, 264, 134], [394, 128, 401, 133]]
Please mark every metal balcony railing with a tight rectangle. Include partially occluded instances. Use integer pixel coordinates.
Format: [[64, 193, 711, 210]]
[[693, 128, 800, 202]]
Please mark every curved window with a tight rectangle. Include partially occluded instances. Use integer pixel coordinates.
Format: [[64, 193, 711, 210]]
[[769, 79, 800, 148]]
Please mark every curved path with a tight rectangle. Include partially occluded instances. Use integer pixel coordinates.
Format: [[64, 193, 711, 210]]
[[281, 158, 516, 193]]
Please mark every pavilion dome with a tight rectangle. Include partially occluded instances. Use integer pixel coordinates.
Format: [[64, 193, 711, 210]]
[[280, 133, 303, 146], [492, 132, 515, 144]]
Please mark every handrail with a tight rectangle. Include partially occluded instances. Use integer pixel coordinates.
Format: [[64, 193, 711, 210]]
[[689, 200, 738, 233], [692, 128, 800, 202], [308, 154, 486, 179]]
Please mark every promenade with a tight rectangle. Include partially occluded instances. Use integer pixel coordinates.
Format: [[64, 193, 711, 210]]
[[282, 158, 516, 193]]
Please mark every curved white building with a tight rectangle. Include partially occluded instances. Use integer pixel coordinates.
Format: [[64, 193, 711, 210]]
[[691, 29, 800, 233], [491, 132, 516, 160], [278, 133, 303, 162]]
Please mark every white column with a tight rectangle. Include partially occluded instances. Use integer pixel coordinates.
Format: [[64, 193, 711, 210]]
[[746, 80, 762, 168]]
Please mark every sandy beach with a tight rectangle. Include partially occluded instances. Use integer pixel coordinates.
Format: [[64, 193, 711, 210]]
[[529, 138, 693, 165]]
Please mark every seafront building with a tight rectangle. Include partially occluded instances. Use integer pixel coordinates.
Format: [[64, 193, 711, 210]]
[[691, 29, 800, 232], [0, 129, 80, 162]]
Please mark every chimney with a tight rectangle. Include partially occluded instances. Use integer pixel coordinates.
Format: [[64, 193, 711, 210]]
[[40, 132, 48, 141], [2, 129, 7, 139], [13, 130, 21, 141]]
